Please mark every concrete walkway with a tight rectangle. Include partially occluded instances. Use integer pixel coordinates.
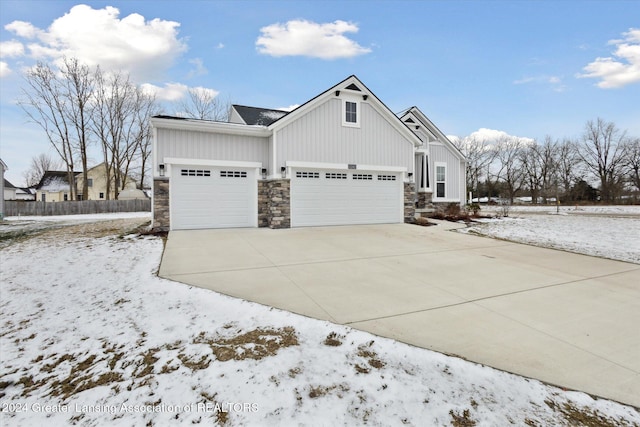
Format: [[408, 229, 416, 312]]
[[159, 222, 640, 407]]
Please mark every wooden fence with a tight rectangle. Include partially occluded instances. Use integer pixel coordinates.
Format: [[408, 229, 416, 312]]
[[4, 199, 151, 217]]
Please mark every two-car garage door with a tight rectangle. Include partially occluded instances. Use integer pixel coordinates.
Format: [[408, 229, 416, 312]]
[[290, 169, 403, 227], [171, 165, 257, 230], [170, 165, 403, 230]]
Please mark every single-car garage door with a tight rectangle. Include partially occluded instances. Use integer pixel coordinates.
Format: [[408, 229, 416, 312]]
[[290, 169, 403, 227], [171, 165, 257, 230]]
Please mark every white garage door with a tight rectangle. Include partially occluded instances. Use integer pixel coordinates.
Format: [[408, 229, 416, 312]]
[[171, 165, 257, 230], [290, 169, 403, 227]]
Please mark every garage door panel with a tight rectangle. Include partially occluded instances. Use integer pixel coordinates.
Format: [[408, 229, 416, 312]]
[[171, 165, 256, 230], [291, 168, 403, 227]]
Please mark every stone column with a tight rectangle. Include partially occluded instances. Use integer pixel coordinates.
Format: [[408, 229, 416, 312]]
[[404, 182, 416, 223], [152, 177, 170, 231], [267, 179, 291, 229]]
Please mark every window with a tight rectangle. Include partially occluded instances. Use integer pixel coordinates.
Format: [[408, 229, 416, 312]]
[[436, 164, 446, 198], [353, 174, 372, 180], [342, 99, 360, 127], [63, 193, 68, 201], [220, 171, 247, 178], [326, 172, 347, 179], [345, 101, 357, 123], [419, 155, 430, 189], [181, 169, 211, 177], [377, 175, 396, 181], [87, 178, 93, 187], [296, 171, 320, 179], [41, 193, 46, 202], [99, 192, 104, 199]]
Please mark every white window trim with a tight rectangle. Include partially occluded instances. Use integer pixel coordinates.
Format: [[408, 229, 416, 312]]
[[342, 98, 361, 128], [435, 162, 447, 199]]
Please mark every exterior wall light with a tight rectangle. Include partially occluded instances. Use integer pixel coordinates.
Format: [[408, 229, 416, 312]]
[[159, 164, 165, 177], [408, 172, 413, 181], [281, 167, 287, 178], [261, 168, 267, 179], [362, 94, 368, 100], [335, 90, 340, 97]]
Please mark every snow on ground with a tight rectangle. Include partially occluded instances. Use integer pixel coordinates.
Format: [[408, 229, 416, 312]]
[[1, 217, 639, 426], [461, 207, 640, 264]]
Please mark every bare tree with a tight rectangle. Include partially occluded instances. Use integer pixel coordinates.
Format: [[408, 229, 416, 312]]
[[92, 68, 158, 197], [177, 87, 230, 121], [453, 136, 496, 201], [23, 153, 63, 187], [625, 137, 640, 195], [20, 62, 78, 200], [556, 138, 580, 197], [60, 57, 93, 200], [494, 136, 526, 203], [576, 118, 627, 203]]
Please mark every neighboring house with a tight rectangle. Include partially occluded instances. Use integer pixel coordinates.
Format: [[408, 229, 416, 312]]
[[36, 163, 137, 202], [0, 158, 6, 219], [75, 162, 137, 201], [4, 179, 17, 201], [3, 179, 35, 201], [151, 75, 467, 231], [399, 107, 467, 209], [35, 171, 79, 202]]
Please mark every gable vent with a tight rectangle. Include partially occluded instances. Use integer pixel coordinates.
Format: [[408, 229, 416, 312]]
[[405, 118, 415, 123], [345, 83, 361, 91]]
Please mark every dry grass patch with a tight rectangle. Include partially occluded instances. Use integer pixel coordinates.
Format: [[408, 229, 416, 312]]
[[323, 332, 344, 347], [544, 398, 638, 427], [195, 327, 298, 362], [450, 408, 477, 427]]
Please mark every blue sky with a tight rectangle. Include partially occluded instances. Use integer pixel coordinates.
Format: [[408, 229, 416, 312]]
[[1, 0, 639, 185]]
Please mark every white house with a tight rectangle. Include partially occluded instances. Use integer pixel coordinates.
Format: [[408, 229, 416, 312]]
[[0, 158, 6, 220], [151, 75, 466, 231]]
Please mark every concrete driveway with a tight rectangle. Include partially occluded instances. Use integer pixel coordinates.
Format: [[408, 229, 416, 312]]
[[159, 222, 640, 407]]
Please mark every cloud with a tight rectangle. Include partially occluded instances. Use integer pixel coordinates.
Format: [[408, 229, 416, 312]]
[[215, 42, 225, 49], [0, 40, 25, 58], [256, 19, 371, 59], [513, 75, 566, 92], [3, 4, 187, 81], [0, 61, 10, 77], [276, 104, 300, 112], [186, 58, 207, 78], [140, 82, 189, 101], [456, 128, 535, 147], [577, 28, 640, 88]]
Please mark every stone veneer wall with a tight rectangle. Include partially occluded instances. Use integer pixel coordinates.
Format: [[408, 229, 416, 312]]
[[404, 182, 416, 223], [265, 179, 290, 229], [416, 191, 433, 209], [153, 178, 170, 231], [257, 181, 269, 228]]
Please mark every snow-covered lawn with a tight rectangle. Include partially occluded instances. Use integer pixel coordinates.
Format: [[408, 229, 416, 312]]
[[461, 206, 640, 264], [1, 216, 639, 426]]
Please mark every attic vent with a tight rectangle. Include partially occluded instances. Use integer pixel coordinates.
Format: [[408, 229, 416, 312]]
[[345, 83, 361, 91], [405, 118, 415, 123]]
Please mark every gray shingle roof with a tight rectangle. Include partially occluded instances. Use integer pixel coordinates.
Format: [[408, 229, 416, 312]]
[[232, 105, 288, 126]]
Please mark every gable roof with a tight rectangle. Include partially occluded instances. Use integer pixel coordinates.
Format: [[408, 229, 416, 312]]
[[231, 105, 289, 126], [400, 106, 466, 161], [4, 178, 16, 189], [267, 75, 423, 147], [35, 171, 80, 191]]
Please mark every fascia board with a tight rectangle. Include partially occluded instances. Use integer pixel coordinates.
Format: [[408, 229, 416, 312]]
[[150, 117, 271, 137]]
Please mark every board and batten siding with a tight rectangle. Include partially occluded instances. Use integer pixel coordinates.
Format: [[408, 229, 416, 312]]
[[156, 128, 269, 169], [430, 143, 462, 201], [276, 99, 414, 172]]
